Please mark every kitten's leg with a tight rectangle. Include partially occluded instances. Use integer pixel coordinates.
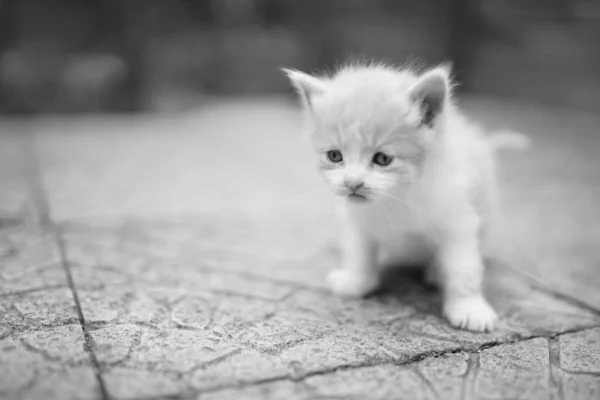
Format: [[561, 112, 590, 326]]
[[438, 221, 497, 332], [327, 224, 379, 298]]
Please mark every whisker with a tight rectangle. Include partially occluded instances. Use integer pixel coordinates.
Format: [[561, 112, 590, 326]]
[[375, 197, 395, 231], [377, 191, 423, 221], [378, 191, 410, 207]]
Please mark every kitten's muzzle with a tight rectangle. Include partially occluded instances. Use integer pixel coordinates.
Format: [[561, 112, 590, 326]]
[[344, 180, 369, 202], [347, 193, 368, 203], [344, 180, 364, 192]]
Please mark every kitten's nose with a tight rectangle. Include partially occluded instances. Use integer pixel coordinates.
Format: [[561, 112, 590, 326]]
[[345, 180, 364, 192]]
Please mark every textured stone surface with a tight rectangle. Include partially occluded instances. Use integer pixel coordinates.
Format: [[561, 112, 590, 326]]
[[560, 327, 600, 373], [417, 353, 469, 399], [0, 330, 98, 400], [197, 381, 305, 400], [304, 364, 435, 400], [563, 374, 600, 400], [2, 99, 600, 399], [476, 338, 550, 399], [0, 226, 64, 296], [0, 225, 78, 338]]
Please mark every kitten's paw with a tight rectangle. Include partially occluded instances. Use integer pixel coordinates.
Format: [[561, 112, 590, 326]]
[[327, 269, 379, 298], [443, 296, 498, 332]]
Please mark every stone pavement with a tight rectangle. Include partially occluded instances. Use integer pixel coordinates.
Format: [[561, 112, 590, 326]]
[[1, 98, 599, 400]]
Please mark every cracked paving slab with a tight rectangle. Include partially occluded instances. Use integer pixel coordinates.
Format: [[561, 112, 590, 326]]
[[195, 328, 600, 400], [4, 99, 600, 399], [54, 219, 600, 399], [558, 328, 600, 399]]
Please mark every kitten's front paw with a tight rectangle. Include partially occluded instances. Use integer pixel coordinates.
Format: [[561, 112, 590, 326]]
[[443, 296, 498, 332], [327, 269, 379, 298]]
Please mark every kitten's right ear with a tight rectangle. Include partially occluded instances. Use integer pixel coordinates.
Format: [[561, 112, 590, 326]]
[[409, 66, 451, 127], [282, 68, 327, 111]]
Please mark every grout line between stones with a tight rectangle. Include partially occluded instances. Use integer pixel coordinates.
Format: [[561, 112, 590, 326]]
[[23, 127, 112, 400], [560, 369, 600, 377], [413, 366, 440, 400], [548, 336, 564, 400], [461, 352, 479, 400]]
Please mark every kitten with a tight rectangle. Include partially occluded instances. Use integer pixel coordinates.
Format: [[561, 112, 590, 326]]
[[284, 62, 528, 332]]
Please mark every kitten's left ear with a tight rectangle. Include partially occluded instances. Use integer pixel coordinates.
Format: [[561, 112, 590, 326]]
[[409, 65, 451, 127], [282, 68, 328, 112]]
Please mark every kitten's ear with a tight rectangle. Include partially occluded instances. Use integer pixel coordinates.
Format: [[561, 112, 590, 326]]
[[409, 66, 451, 127], [282, 68, 327, 111]]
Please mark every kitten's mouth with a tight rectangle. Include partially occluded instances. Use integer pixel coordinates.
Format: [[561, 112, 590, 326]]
[[347, 193, 369, 203]]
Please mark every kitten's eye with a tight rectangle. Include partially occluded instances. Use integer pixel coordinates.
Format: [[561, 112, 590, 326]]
[[326, 150, 343, 163], [372, 152, 393, 166]]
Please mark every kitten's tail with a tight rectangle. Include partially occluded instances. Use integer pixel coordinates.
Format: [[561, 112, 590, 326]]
[[488, 130, 531, 152]]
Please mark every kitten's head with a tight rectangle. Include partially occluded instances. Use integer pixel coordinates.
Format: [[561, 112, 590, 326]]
[[284, 63, 451, 204]]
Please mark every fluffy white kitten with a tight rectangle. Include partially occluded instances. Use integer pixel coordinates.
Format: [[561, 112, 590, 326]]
[[284, 62, 527, 332]]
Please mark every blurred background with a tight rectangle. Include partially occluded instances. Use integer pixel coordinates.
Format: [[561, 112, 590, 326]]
[[1, 0, 599, 114]]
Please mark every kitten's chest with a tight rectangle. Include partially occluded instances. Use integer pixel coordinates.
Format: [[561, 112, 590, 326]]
[[346, 198, 422, 241]]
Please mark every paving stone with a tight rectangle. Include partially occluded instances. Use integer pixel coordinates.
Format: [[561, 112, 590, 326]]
[[475, 338, 550, 400], [416, 353, 469, 399], [63, 221, 329, 290], [559, 327, 600, 373], [116, 328, 240, 373], [0, 332, 98, 400], [283, 290, 418, 326], [197, 381, 306, 400], [230, 311, 337, 354], [76, 285, 169, 326], [103, 367, 186, 400], [20, 325, 88, 365], [91, 324, 144, 366], [203, 295, 279, 334], [0, 226, 64, 296], [563, 374, 600, 400], [0, 288, 79, 333], [276, 327, 396, 376], [189, 349, 287, 392], [305, 364, 435, 400], [91, 325, 290, 397], [170, 295, 215, 330]]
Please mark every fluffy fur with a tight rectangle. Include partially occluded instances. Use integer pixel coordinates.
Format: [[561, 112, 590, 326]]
[[284, 62, 528, 332]]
